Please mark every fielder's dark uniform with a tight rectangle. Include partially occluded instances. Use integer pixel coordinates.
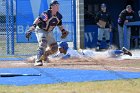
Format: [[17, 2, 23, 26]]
[[25, 0, 69, 66], [118, 9, 135, 27], [95, 11, 112, 49], [118, 9, 135, 49], [34, 9, 64, 62]]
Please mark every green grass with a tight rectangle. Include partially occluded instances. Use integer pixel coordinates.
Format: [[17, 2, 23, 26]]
[[0, 79, 140, 93], [0, 41, 37, 57]]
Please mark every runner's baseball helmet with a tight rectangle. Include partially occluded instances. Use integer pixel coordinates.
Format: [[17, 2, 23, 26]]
[[59, 42, 69, 51]]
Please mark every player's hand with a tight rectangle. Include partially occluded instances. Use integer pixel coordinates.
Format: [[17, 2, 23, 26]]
[[25, 26, 35, 40], [61, 30, 69, 39], [109, 28, 112, 32], [124, 20, 128, 23], [109, 25, 112, 32], [25, 30, 32, 40], [97, 23, 104, 28]]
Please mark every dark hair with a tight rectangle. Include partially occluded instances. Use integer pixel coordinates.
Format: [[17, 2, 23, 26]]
[[49, 0, 59, 9], [126, 5, 132, 9], [50, 0, 59, 6], [101, 3, 106, 8]]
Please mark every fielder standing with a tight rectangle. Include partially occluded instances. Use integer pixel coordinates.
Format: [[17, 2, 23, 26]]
[[26, 0, 69, 66]]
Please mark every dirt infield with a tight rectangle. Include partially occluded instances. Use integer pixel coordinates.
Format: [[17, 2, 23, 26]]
[[0, 57, 140, 72]]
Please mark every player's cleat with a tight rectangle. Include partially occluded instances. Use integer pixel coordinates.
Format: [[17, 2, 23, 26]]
[[122, 47, 132, 56], [61, 31, 69, 39], [106, 45, 112, 50], [95, 46, 100, 51], [34, 60, 43, 66]]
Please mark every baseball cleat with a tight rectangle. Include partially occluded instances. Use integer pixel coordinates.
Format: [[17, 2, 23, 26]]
[[34, 60, 43, 66], [122, 47, 132, 56], [95, 46, 100, 51]]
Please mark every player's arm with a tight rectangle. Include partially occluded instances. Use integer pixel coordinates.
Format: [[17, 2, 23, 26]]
[[25, 17, 39, 39], [25, 16, 41, 39], [26, 12, 47, 39], [57, 20, 69, 39], [131, 11, 135, 22], [61, 54, 70, 59], [118, 11, 126, 25], [28, 17, 41, 31], [32, 12, 48, 29], [57, 20, 65, 31], [95, 12, 104, 28], [95, 12, 100, 23], [108, 14, 112, 31]]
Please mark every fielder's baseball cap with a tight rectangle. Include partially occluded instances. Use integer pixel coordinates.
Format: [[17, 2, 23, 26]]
[[50, 0, 59, 6], [59, 41, 69, 51], [101, 3, 106, 8]]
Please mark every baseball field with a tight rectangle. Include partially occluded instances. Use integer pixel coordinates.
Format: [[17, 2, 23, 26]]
[[0, 35, 140, 92], [0, 51, 140, 93]]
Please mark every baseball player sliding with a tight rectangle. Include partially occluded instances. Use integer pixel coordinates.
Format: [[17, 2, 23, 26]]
[[55, 42, 132, 59], [26, 41, 132, 63], [25, 0, 69, 66]]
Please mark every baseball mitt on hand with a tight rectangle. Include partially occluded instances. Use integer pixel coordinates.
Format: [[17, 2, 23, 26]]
[[61, 30, 69, 39]]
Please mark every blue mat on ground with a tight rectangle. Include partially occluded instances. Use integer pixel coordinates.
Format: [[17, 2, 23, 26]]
[[0, 68, 140, 86], [0, 58, 25, 61]]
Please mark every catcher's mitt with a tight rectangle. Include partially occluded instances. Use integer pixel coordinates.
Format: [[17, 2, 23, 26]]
[[61, 30, 69, 39]]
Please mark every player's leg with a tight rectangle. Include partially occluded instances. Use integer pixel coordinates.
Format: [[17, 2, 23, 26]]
[[108, 48, 132, 58], [96, 28, 104, 51], [35, 29, 48, 66], [127, 27, 131, 49], [40, 31, 58, 61], [104, 28, 110, 49], [113, 50, 123, 55], [108, 50, 123, 57], [118, 25, 124, 49], [122, 47, 132, 56]]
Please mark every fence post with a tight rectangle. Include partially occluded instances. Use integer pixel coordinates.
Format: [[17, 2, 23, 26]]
[[6, 0, 14, 55], [6, 0, 10, 54], [73, 0, 77, 49]]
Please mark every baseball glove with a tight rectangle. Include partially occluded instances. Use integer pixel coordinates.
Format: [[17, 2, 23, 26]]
[[61, 30, 69, 39]]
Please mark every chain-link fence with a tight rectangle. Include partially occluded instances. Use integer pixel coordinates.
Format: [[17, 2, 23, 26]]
[[0, 0, 76, 59], [0, 0, 37, 59], [0, 0, 7, 56]]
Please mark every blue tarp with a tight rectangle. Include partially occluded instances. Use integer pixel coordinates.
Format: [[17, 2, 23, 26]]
[[0, 58, 25, 61], [0, 68, 140, 86]]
